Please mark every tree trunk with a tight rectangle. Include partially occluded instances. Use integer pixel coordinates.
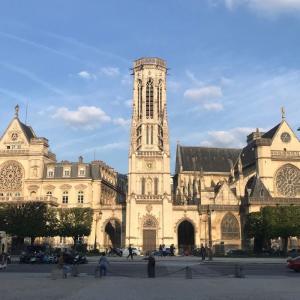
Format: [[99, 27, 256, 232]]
[[282, 237, 288, 256], [31, 237, 35, 245]]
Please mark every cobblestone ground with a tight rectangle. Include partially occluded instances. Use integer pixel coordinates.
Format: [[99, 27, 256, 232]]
[[0, 272, 300, 300]]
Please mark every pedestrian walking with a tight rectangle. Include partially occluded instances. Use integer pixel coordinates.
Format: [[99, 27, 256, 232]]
[[147, 255, 155, 278], [200, 244, 206, 261], [162, 244, 166, 257], [127, 245, 133, 260], [96, 252, 109, 278], [170, 244, 175, 256]]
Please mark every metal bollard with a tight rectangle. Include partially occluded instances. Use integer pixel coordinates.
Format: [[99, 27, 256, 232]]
[[185, 266, 193, 279], [234, 264, 245, 278]]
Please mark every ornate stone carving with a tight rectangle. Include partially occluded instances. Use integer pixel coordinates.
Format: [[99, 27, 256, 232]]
[[59, 184, 72, 190], [75, 184, 87, 190], [0, 161, 23, 191], [275, 164, 300, 197]]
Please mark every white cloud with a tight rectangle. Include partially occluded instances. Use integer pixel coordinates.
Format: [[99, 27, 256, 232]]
[[203, 102, 224, 111], [217, 0, 300, 15], [185, 70, 204, 86], [83, 142, 128, 153], [201, 127, 258, 147], [53, 106, 111, 129], [184, 85, 223, 102], [100, 67, 120, 77], [78, 70, 95, 80], [113, 117, 131, 128]]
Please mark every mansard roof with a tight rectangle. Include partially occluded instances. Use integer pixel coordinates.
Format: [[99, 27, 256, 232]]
[[176, 145, 241, 173]]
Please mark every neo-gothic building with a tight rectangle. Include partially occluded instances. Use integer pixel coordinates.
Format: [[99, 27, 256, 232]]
[[1, 57, 300, 253]]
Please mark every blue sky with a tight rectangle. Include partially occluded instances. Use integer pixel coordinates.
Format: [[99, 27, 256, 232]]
[[1, 0, 300, 174]]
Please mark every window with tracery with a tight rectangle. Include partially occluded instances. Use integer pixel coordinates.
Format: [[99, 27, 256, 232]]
[[143, 217, 157, 229], [275, 164, 300, 197], [221, 213, 240, 240], [0, 160, 23, 192], [146, 79, 153, 118]]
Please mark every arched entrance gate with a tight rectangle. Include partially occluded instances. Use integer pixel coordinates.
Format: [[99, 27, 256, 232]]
[[104, 219, 121, 248], [177, 220, 195, 255]]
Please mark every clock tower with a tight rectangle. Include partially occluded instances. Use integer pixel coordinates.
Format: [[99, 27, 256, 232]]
[[126, 58, 173, 252]]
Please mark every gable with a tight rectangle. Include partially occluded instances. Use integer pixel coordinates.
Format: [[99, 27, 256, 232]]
[[0, 118, 34, 150], [270, 121, 300, 151], [214, 182, 239, 205]]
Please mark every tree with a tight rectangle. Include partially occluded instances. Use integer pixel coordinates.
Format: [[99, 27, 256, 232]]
[[244, 211, 266, 253], [0, 202, 58, 245], [262, 206, 300, 255], [57, 208, 93, 245]]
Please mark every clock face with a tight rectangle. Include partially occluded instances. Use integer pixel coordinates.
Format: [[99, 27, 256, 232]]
[[281, 132, 291, 143], [11, 132, 18, 141]]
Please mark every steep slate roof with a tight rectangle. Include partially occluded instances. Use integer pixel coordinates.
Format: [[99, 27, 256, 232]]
[[177, 146, 241, 173], [261, 123, 281, 139], [19, 120, 36, 141], [238, 122, 281, 169]]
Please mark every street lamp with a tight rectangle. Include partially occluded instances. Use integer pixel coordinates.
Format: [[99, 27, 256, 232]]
[[94, 211, 102, 250]]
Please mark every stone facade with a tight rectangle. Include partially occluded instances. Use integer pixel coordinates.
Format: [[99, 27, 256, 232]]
[[1, 58, 300, 253]]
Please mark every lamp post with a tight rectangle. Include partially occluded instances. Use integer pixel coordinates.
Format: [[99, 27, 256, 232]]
[[94, 211, 102, 250]]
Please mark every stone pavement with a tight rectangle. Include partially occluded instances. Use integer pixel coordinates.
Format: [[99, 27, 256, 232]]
[[0, 272, 299, 300]]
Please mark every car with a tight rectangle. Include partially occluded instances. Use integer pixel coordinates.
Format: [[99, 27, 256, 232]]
[[287, 256, 300, 272], [121, 247, 141, 257]]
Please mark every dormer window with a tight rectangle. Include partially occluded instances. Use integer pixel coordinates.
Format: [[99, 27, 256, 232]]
[[79, 168, 85, 176], [63, 168, 71, 177], [47, 169, 54, 178]]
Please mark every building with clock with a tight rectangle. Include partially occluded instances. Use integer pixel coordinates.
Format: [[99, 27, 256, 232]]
[[0, 57, 300, 253]]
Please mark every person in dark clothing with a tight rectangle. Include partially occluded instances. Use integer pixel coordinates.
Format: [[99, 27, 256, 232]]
[[127, 245, 133, 260], [170, 244, 175, 256], [200, 244, 206, 261], [147, 255, 155, 278]]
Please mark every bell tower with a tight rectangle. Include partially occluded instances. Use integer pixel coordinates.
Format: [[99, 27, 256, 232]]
[[126, 57, 173, 251]]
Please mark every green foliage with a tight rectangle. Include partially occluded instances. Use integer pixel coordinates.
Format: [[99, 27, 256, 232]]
[[57, 208, 93, 243], [0, 202, 57, 243], [245, 206, 300, 254]]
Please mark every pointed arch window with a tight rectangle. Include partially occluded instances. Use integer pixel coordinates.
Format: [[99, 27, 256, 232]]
[[146, 78, 154, 118], [157, 80, 162, 116], [141, 178, 146, 195], [221, 213, 240, 240], [137, 80, 142, 118]]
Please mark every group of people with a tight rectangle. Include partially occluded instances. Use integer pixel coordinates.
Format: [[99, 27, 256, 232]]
[[158, 244, 175, 256]]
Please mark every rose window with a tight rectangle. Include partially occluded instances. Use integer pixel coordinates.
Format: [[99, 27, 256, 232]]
[[275, 165, 300, 197], [0, 161, 23, 192]]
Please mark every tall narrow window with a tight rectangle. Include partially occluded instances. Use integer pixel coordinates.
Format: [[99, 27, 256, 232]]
[[141, 178, 146, 195], [154, 178, 159, 195], [157, 80, 162, 116], [146, 125, 149, 144], [62, 191, 68, 204], [137, 80, 142, 118], [78, 191, 84, 203], [151, 126, 153, 144], [146, 79, 153, 118]]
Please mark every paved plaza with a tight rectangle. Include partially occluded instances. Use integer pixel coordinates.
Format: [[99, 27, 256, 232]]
[[1, 257, 300, 300]]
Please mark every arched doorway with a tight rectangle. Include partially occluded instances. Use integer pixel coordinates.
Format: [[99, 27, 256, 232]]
[[143, 216, 157, 254], [104, 219, 121, 248], [178, 220, 195, 255]]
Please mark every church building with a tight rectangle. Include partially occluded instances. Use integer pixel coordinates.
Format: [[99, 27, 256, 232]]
[[1, 57, 300, 253]]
